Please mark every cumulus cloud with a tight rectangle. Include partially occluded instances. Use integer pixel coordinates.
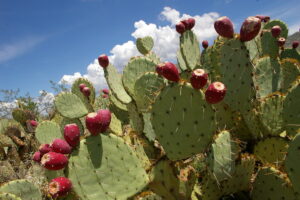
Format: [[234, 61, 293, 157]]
[[59, 7, 220, 90]]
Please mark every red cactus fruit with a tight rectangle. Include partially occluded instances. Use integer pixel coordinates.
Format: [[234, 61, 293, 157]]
[[271, 25, 282, 38], [41, 152, 68, 170], [102, 94, 109, 98], [277, 37, 286, 47], [98, 54, 109, 68], [202, 40, 209, 49], [64, 124, 80, 148], [190, 69, 208, 89], [214, 16, 234, 38], [161, 62, 180, 82], [48, 177, 72, 198], [240, 16, 261, 42], [102, 88, 109, 95], [85, 112, 102, 136], [79, 83, 86, 92], [82, 87, 91, 97], [50, 138, 72, 154], [39, 144, 52, 155], [32, 151, 42, 163], [292, 41, 299, 49], [30, 120, 38, 127], [181, 18, 196, 30], [176, 22, 186, 34], [97, 109, 112, 133], [156, 63, 164, 76], [205, 82, 227, 104]]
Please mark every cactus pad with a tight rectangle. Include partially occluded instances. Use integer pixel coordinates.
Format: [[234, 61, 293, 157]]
[[104, 64, 132, 104], [280, 49, 300, 63], [71, 78, 96, 106], [254, 137, 288, 166], [35, 121, 62, 144], [151, 83, 216, 161], [55, 92, 88, 119], [0, 179, 42, 200], [134, 72, 165, 112], [261, 32, 279, 58], [136, 36, 154, 55], [263, 20, 288, 38], [67, 134, 149, 200], [142, 113, 156, 142], [280, 58, 300, 93], [252, 167, 297, 200], [177, 50, 187, 71], [0, 193, 21, 200], [122, 57, 157, 97], [180, 30, 200, 70]]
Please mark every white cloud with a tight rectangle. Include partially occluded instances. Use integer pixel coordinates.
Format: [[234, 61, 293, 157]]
[[0, 36, 46, 64], [59, 7, 220, 90], [289, 23, 299, 35]]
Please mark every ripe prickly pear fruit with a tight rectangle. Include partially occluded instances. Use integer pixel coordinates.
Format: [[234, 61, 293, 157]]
[[214, 16, 234, 38], [190, 69, 208, 89], [271, 25, 282, 38], [48, 177, 72, 198], [102, 88, 109, 95], [41, 152, 68, 170], [30, 120, 38, 127], [97, 109, 112, 133], [50, 139, 72, 154], [292, 41, 299, 49], [240, 16, 261, 42], [85, 112, 102, 136], [176, 22, 186, 34], [277, 37, 286, 47], [181, 18, 196, 30], [102, 94, 108, 98], [202, 40, 209, 49], [98, 54, 109, 68], [39, 144, 52, 155], [64, 124, 80, 148], [161, 62, 180, 82], [32, 151, 42, 163], [205, 82, 227, 104], [156, 63, 164, 76], [79, 83, 86, 92], [82, 87, 91, 97]]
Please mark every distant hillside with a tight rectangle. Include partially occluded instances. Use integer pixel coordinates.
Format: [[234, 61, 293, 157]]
[[286, 32, 300, 51]]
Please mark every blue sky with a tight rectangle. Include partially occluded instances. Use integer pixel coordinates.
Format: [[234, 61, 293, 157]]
[[0, 0, 299, 98]]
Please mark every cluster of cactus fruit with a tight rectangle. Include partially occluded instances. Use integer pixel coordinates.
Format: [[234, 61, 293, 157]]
[[0, 13, 300, 200]]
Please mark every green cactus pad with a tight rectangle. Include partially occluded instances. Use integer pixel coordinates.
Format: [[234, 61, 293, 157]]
[[285, 133, 300, 193], [259, 93, 285, 136], [104, 64, 132, 104], [142, 113, 156, 142], [177, 50, 187, 71], [252, 167, 298, 200], [213, 103, 236, 131], [0, 193, 21, 200], [219, 38, 256, 113], [109, 113, 123, 136], [180, 30, 201, 70], [263, 20, 288, 38], [67, 134, 149, 200], [280, 48, 300, 63], [127, 102, 144, 133], [145, 51, 161, 65], [136, 36, 154, 55], [254, 57, 281, 99], [0, 179, 42, 200], [254, 137, 288, 166], [11, 109, 30, 125], [93, 95, 110, 110], [242, 109, 265, 139], [245, 35, 262, 63], [280, 58, 300, 93], [109, 92, 127, 111], [60, 118, 84, 136], [151, 83, 216, 161], [55, 92, 88, 119], [35, 121, 62, 144], [122, 57, 157, 97], [283, 79, 300, 136], [261, 31, 279, 58], [71, 78, 95, 111], [207, 131, 237, 182], [201, 155, 255, 200], [134, 72, 166, 112]]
